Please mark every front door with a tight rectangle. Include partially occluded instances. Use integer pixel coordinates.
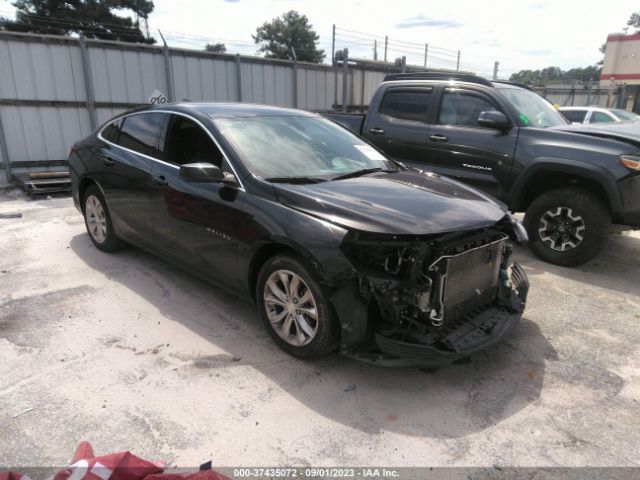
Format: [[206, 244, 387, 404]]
[[426, 88, 517, 199], [148, 113, 246, 287]]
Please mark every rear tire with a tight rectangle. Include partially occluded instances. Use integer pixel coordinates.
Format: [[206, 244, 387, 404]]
[[256, 254, 339, 359], [82, 185, 124, 252], [524, 187, 610, 267]]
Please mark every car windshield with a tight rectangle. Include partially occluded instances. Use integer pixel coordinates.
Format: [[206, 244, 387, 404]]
[[216, 115, 399, 181], [496, 87, 568, 128], [611, 109, 640, 122]]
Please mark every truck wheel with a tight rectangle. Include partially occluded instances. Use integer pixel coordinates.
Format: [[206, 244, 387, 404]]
[[256, 254, 339, 359], [523, 187, 610, 267]]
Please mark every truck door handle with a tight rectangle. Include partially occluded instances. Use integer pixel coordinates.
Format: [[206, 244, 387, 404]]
[[369, 127, 385, 135], [103, 157, 116, 166], [152, 175, 168, 186], [429, 134, 449, 142]]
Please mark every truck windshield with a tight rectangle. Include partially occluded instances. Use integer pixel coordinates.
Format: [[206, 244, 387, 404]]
[[217, 115, 399, 181], [496, 87, 568, 128]]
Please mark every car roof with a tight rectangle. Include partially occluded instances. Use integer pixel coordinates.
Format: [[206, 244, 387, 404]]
[[147, 102, 315, 119]]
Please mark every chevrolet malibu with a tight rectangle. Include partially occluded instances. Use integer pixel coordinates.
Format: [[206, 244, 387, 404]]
[[69, 103, 529, 366]]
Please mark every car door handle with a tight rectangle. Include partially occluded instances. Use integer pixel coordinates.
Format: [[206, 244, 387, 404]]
[[152, 175, 168, 186], [369, 127, 385, 135], [102, 157, 116, 166], [429, 134, 449, 142]]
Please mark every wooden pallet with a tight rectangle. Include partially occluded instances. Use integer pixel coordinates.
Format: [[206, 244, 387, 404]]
[[13, 171, 71, 197]]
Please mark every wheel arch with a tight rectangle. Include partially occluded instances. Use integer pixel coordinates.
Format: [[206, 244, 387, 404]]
[[508, 159, 621, 214]]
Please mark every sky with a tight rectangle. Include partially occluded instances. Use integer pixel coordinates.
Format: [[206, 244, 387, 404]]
[[1, 0, 639, 77]]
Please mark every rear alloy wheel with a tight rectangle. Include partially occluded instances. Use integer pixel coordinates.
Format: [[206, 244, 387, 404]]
[[257, 255, 339, 359], [83, 185, 124, 252], [524, 187, 610, 267]]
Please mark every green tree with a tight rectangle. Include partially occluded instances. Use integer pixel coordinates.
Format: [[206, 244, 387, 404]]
[[0, 0, 155, 44], [627, 11, 640, 32], [205, 42, 227, 53], [253, 10, 324, 63], [509, 65, 602, 85]]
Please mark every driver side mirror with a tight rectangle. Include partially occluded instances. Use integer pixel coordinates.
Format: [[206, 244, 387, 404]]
[[180, 162, 238, 186], [477, 110, 511, 130]]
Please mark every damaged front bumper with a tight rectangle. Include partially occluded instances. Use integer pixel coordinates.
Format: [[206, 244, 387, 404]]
[[332, 224, 530, 367]]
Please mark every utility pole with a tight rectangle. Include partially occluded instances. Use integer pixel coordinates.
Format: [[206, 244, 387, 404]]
[[384, 35, 388, 63], [493, 61, 499, 80], [456, 50, 460, 71], [424, 43, 428, 68], [331, 24, 336, 67]]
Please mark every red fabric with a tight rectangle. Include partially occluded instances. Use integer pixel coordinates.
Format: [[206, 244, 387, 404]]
[[3, 442, 229, 480]]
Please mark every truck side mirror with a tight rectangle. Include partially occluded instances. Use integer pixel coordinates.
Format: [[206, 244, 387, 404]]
[[478, 110, 511, 130]]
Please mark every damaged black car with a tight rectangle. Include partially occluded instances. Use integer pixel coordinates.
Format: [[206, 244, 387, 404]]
[[69, 103, 529, 367]]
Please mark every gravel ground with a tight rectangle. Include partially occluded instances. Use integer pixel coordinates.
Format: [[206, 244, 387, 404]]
[[1, 191, 639, 470]]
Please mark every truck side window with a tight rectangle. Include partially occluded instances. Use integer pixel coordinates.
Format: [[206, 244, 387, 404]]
[[438, 91, 497, 128], [379, 89, 432, 123]]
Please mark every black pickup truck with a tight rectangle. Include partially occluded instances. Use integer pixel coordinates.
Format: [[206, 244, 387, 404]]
[[326, 73, 640, 266]]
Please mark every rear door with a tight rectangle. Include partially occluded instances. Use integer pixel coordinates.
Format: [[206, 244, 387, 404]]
[[148, 113, 247, 287], [362, 87, 433, 165], [425, 87, 517, 199], [96, 112, 163, 244]]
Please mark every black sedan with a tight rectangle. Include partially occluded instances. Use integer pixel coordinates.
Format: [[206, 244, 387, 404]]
[[69, 103, 529, 366]]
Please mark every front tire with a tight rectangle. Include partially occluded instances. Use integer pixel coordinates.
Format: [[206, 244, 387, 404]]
[[524, 187, 610, 267], [256, 255, 339, 359], [83, 185, 124, 252]]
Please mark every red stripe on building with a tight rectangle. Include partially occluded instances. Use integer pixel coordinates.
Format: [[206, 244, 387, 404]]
[[607, 33, 640, 42], [600, 73, 640, 80]]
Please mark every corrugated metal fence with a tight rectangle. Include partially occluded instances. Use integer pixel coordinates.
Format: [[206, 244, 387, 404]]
[[0, 31, 424, 185]]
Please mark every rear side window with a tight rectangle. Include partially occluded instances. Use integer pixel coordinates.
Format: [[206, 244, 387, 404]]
[[438, 90, 498, 127], [118, 113, 164, 159], [101, 119, 122, 143], [379, 89, 432, 122], [590, 111, 615, 123], [562, 110, 587, 123]]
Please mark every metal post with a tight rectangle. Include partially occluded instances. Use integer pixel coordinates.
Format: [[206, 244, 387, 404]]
[[401, 56, 406, 73], [235, 54, 243, 102], [586, 78, 593, 106], [342, 48, 349, 113], [0, 112, 11, 183], [384, 36, 388, 63], [373, 40, 377, 61], [456, 50, 460, 71], [424, 44, 428, 68], [291, 47, 298, 108], [158, 30, 175, 102], [493, 61, 499, 80], [360, 68, 365, 112], [78, 35, 97, 130], [331, 24, 336, 67]]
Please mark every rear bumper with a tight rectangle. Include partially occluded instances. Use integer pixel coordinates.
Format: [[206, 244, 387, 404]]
[[342, 263, 529, 368]]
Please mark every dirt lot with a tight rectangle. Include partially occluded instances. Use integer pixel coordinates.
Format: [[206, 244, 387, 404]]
[[1, 191, 640, 469]]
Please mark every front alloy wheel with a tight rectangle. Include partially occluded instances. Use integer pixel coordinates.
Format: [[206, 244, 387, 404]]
[[257, 255, 339, 359], [538, 206, 585, 252], [264, 270, 319, 347]]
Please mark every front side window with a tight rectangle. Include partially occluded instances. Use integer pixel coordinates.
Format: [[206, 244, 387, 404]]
[[438, 90, 498, 127], [379, 89, 432, 123], [217, 115, 398, 180], [118, 113, 164, 159], [164, 115, 224, 166], [590, 111, 615, 123]]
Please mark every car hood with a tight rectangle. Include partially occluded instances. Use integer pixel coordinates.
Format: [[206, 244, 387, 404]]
[[551, 122, 640, 147], [272, 170, 508, 235]]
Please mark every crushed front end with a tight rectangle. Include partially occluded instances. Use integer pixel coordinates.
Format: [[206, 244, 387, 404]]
[[334, 220, 529, 367]]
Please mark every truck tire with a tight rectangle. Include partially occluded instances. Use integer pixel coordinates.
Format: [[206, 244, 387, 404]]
[[524, 187, 611, 267]]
